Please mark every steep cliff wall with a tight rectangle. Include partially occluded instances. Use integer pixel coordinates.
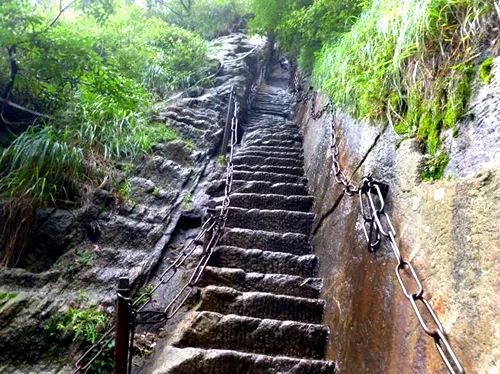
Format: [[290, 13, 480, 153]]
[[295, 57, 499, 373]]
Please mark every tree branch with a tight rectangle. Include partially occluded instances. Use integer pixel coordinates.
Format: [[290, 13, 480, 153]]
[[0, 98, 53, 120], [166, 4, 187, 18], [48, 0, 76, 28]]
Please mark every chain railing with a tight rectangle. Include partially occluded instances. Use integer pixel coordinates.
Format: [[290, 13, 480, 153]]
[[292, 72, 465, 374], [73, 86, 240, 374]]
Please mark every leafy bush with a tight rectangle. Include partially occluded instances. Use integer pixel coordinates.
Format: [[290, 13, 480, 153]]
[[48, 307, 109, 344], [0, 1, 208, 206], [0, 0, 211, 264], [45, 306, 113, 373]]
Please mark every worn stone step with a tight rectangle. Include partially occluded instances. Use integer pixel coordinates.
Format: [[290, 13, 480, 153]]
[[233, 155, 303, 168], [220, 228, 312, 255], [231, 170, 306, 184], [207, 181, 308, 197], [225, 207, 314, 235], [222, 193, 313, 212], [244, 124, 297, 133], [198, 267, 322, 298], [246, 127, 298, 135], [236, 149, 302, 160], [208, 246, 318, 277], [154, 346, 337, 373], [241, 145, 303, 154], [244, 139, 302, 148], [175, 312, 328, 359], [244, 133, 302, 143], [235, 164, 304, 176], [198, 286, 324, 324]]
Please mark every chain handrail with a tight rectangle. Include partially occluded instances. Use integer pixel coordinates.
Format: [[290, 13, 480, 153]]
[[73, 85, 241, 374], [292, 71, 465, 374]]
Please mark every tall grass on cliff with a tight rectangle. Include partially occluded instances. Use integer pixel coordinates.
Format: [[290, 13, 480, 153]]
[[0, 0, 208, 265], [314, 0, 497, 154], [252, 0, 498, 170]]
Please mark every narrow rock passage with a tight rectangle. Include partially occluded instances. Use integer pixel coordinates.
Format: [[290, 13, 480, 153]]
[[148, 65, 336, 373]]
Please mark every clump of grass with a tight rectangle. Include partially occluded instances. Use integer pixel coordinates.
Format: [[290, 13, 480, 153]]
[[183, 138, 196, 151], [217, 154, 227, 166], [116, 178, 132, 202], [182, 191, 193, 209], [312, 0, 495, 178], [75, 250, 94, 266], [135, 284, 154, 306], [45, 306, 113, 372], [45, 306, 109, 345], [422, 151, 450, 181], [0, 293, 17, 308], [151, 186, 161, 197]]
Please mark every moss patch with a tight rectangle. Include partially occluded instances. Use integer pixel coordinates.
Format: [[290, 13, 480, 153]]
[[478, 57, 494, 84]]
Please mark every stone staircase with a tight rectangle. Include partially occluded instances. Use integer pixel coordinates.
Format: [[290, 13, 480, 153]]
[[149, 69, 336, 373]]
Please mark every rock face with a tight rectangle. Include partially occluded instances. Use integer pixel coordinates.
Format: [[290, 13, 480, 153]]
[[0, 33, 270, 371], [295, 59, 500, 373], [142, 64, 336, 373]]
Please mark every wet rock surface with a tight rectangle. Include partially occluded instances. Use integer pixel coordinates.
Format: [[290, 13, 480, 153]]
[[0, 33, 270, 371], [143, 65, 336, 373], [295, 59, 499, 373]]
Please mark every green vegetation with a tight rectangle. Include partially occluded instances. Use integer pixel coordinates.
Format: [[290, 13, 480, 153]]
[[45, 306, 113, 372], [251, 0, 498, 178], [149, 0, 250, 39], [0, 292, 17, 307], [217, 154, 227, 166], [0, 1, 208, 207], [0, 0, 250, 265], [116, 178, 132, 203], [136, 284, 154, 306], [182, 191, 193, 208], [422, 151, 450, 181], [75, 249, 94, 266], [45, 306, 109, 344], [479, 57, 494, 84]]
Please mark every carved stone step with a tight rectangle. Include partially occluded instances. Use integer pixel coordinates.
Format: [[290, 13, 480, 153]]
[[225, 207, 314, 235], [233, 155, 303, 168], [244, 132, 302, 143], [236, 150, 303, 160], [208, 246, 318, 277], [235, 164, 304, 176], [241, 145, 303, 154], [244, 124, 298, 133], [174, 312, 328, 359], [244, 139, 302, 148], [232, 170, 306, 184], [220, 228, 312, 255], [198, 267, 322, 298], [198, 286, 325, 323], [207, 181, 308, 197], [221, 193, 313, 212], [152, 346, 337, 373]]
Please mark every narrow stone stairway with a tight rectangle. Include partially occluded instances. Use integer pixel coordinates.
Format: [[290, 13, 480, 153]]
[[149, 67, 336, 373]]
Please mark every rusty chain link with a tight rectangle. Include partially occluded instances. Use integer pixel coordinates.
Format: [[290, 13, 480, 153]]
[[292, 72, 465, 374], [73, 86, 241, 374]]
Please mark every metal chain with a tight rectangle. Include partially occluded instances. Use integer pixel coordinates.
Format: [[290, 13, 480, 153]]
[[73, 84, 241, 374], [291, 70, 465, 374], [359, 176, 465, 374]]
